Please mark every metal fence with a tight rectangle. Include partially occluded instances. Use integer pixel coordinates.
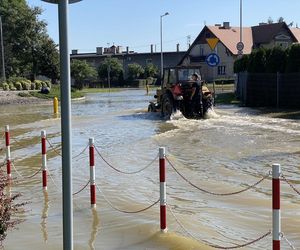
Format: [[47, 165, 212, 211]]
[[237, 72, 300, 108]]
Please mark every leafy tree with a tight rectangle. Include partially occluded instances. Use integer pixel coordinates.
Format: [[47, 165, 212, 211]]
[[277, 17, 284, 23], [71, 60, 97, 89], [265, 47, 286, 73], [285, 44, 300, 73], [247, 48, 266, 73], [267, 17, 274, 24], [144, 63, 158, 77], [234, 55, 249, 73], [127, 63, 144, 79], [0, 0, 59, 81], [98, 58, 123, 82]]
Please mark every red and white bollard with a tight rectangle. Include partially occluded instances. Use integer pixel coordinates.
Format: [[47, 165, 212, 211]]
[[159, 147, 167, 232], [89, 138, 96, 208], [41, 130, 47, 190], [5, 125, 11, 178], [272, 163, 281, 250]]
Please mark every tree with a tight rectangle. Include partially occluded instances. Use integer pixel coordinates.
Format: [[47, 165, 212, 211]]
[[98, 58, 123, 82], [265, 47, 287, 73], [127, 63, 144, 79], [267, 17, 274, 24], [277, 17, 284, 23], [247, 48, 266, 73], [0, 0, 59, 81], [286, 44, 300, 73], [144, 63, 158, 77], [71, 60, 97, 89], [234, 55, 249, 73]]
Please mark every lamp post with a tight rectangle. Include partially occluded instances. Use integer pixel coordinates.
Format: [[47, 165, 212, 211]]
[[41, 1, 81, 249], [0, 16, 5, 82], [160, 12, 169, 89], [240, 0, 242, 44]]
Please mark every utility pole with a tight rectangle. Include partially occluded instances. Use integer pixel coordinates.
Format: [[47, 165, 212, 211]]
[[0, 16, 6, 82]]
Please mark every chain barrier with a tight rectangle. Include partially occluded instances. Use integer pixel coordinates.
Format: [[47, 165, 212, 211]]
[[281, 174, 300, 196], [72, 144, 89, 160], [96, 183, 159, 213], [47, 168, 62, 192], [46, 138, 62, 156], [167, 204, 271, 249], [281, 232, 297, 250], [11, 136, 26, 148], [12, 162, 42, 179], [73, 180, 90, 196], [166, 157, 270, 196], [95, 146, 158, 175]]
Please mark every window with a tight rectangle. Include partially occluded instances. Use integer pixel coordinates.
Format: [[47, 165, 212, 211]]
[[200, 46, 204, 56], [146, 59, 152, 64], [218, 66, 226, 75], [275, 41, 289, 49]]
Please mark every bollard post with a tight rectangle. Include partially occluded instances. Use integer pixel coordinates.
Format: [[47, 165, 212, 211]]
[[5, 125, 11, 178], [53, 97, 59, 114], [41, 130, 47, 190], [159, 147, 167, 232], [272, 163, 281, 250], [89, 138, 96, 208]]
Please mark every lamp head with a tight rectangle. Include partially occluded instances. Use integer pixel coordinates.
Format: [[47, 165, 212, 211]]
[[42, 0, 82, 4]]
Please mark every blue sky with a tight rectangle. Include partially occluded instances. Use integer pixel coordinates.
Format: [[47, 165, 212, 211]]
[[26, 0, 300, 53]]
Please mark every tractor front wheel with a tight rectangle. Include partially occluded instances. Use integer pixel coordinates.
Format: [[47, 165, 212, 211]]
[[161, 94, 173, 119]]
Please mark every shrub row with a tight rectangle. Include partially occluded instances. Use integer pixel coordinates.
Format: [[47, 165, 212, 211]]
[[1, 79, 51, 91]]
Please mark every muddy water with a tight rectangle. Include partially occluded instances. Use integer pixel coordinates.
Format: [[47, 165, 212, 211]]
[[1, 90, 299, 250]]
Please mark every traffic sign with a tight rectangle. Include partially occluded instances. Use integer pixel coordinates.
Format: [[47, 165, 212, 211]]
[[206, 38, 219, 50], [236, 41, 244, 51], [205, 53, 220, 67]]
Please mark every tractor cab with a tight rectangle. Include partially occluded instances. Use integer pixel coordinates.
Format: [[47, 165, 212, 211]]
[[148, 66, 213, 119]]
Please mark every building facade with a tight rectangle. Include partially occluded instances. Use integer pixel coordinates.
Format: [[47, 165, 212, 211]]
[[179, 22, 300, 81]]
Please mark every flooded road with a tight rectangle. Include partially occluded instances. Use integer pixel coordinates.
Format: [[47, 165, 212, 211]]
[[1, 89, 299, 250]]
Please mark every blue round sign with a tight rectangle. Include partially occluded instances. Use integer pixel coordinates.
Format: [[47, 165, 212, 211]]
[[205, 53, 220, 67]]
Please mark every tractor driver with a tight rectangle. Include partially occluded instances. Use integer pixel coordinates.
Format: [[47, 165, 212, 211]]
[[190, 73, 202, 115]]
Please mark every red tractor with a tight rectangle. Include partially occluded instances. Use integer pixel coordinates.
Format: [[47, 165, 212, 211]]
[[148, 66, 214, 119]]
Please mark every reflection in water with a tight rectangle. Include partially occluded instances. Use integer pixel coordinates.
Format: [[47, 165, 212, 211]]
[[88, 207, 100, 250], [41, 190, 49, 243]]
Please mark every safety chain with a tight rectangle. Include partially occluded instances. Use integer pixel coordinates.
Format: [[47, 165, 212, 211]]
[[96, 183, 159, 213], [47, 168, 62, 192], [12, 162, 42, 179], [0, 161, 6, 168], [46, 138, 62, 156], [166, 157, 270, 196], [73, 180, 90, 196], [281, 174, 300, 196], [72, 144, 89, 160], [95, 146, 158, 175], [281, 232, 297, 250], [167, 204, 271, 249]]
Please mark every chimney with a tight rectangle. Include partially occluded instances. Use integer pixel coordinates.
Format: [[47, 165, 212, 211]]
[[117, 46, 122, 54], [71, 49, 78, 55], [176, 43, 180, 52], [223, 22, 230, 29], [126, 46, 129, 54], [96, 47, 103, 55], [151, 44, 154, 53]]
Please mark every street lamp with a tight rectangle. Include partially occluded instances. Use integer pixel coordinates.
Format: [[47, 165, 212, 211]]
[[0, 16, 5, 82], [160, 12, 169, 88], [41, 1, 82, 249]]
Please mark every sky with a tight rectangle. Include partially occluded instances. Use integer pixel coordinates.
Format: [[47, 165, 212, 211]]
[[26, 0, 300, 54]]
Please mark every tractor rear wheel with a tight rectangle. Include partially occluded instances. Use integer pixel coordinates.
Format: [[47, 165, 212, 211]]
[[161, 94, 173, 119]]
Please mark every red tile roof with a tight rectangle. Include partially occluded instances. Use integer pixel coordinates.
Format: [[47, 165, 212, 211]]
[[207, 26, 253, 55], [290, 27, 300, 42]]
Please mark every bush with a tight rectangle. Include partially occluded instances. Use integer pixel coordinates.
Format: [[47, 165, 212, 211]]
[[2, 83, 9, 91], [21, 81, 30, 90], [30, 82, 35, 90], [7, 76, 28, 84], [35, 80, 42, 90], [14, 82, 22, 91], [9, 84, 16, 91], [45, 80, 51, 89]]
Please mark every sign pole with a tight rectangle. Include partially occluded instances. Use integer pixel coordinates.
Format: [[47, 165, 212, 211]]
[[58, 1, 73, 249]]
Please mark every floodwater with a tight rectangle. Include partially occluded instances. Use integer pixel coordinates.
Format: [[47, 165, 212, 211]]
[[1, 89, 299, 250]]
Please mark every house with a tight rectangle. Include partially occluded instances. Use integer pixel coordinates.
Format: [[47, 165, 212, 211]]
[[179, 22, 300, 81], [70, 44, 186, 81]]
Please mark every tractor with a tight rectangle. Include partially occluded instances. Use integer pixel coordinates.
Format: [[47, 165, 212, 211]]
[[148, 66, 214, 119]]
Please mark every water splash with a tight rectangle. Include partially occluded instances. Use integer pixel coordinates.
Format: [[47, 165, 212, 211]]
[[170, 110, 185, 120], [204, 108, 219, 119]]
